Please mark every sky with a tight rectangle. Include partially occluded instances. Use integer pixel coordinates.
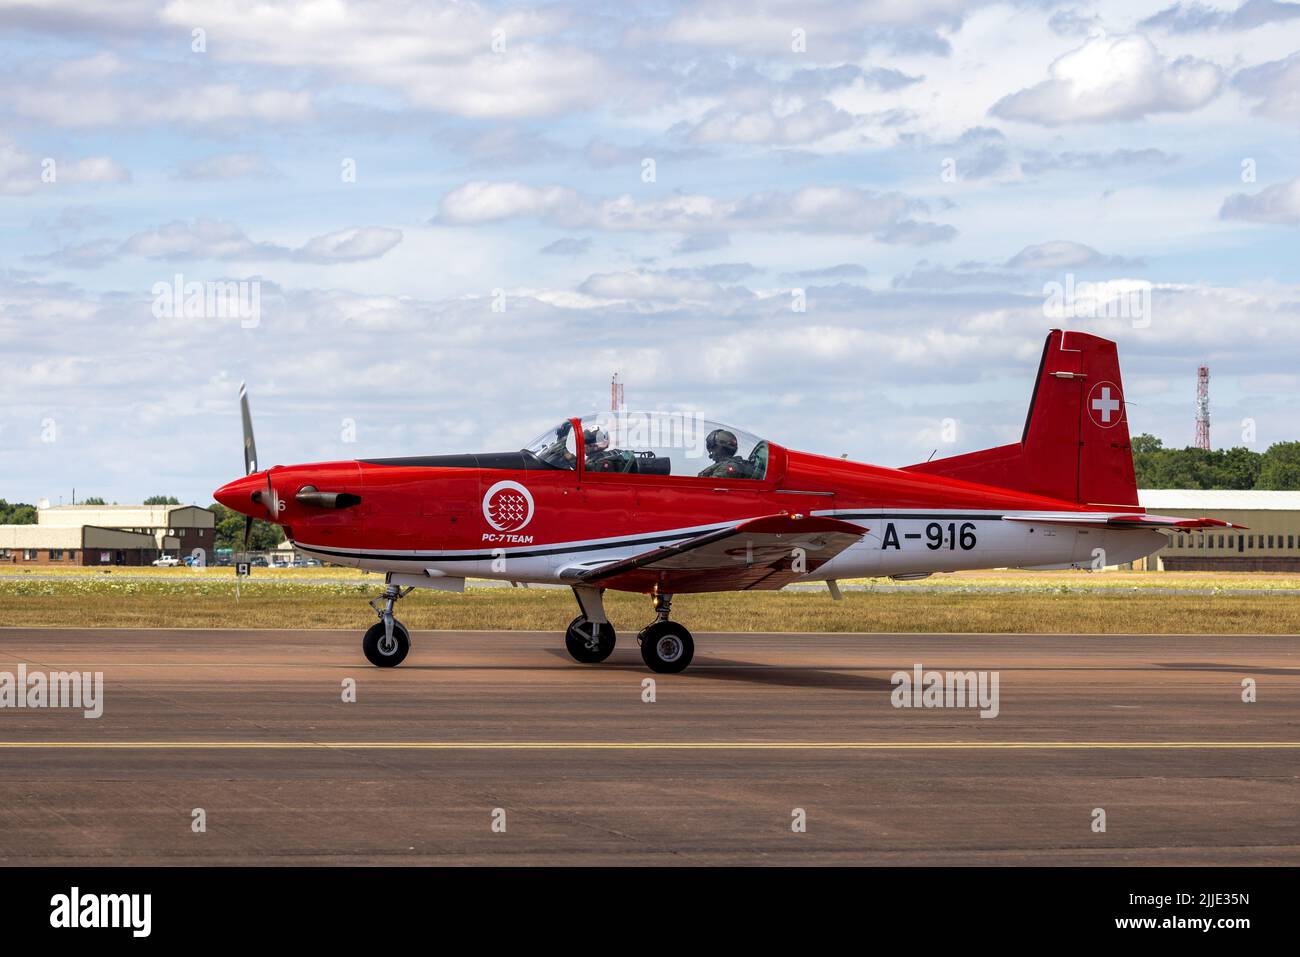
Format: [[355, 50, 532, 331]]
[[1, 0, 1298, 506]]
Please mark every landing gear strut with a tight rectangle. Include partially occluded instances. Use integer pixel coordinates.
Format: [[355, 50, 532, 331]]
[[363, 581, 412, 667], [565, 586, 615, 663], [638, 591, 694, 674]]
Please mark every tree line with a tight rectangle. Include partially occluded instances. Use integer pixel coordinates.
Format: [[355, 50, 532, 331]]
[[1132, 436, 1300, 490]]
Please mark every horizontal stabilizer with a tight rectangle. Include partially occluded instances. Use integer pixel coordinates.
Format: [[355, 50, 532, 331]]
[[1003, 513, 1245, 530]]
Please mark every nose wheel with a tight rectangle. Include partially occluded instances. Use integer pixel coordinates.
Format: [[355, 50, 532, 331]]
[[637, 592, 694, 673], [363, 582, 413, 667], [363, 619, 410, 667]]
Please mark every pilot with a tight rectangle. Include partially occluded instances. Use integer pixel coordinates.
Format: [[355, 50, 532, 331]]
[[697, 428, 753, 478], [583, 426, 611, 467], [537, 420, 578, 468]]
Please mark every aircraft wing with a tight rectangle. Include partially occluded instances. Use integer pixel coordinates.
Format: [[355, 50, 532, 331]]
[[1003, 513, 1246, 530], [562, 514, 867, 593]]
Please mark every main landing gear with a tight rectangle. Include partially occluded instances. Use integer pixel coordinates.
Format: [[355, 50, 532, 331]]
[[637, 592, 694, 674], [563, 586, 695, 674], [363, 582, 412, 667]]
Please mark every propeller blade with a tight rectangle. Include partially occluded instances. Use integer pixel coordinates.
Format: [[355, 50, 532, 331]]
[[242, 514, 254, 550], [239, 381, 258, 476]]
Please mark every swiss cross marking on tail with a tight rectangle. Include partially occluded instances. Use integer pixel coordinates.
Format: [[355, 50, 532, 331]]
[[1087, 381, 1124, 429], [1092, 387, 1119, 421]]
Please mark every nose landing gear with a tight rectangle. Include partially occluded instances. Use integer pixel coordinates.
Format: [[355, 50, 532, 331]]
[[565, 585, 616, 663], [565, 616, 616, 663], [363, 582, 413, 667]]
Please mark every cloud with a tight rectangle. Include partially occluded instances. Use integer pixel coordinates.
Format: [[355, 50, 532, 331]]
[[1141, 0, 1300, 33], [60, 156, 132, 185], [9, 79, 314, 128], [1004, 241, 1143, 271], [892, 262, 1019, 290], [0, 137, 130, 194], [582, 138, 706, 170], [1048, 8, 1102, 35], [990, 33, 1223, 125], [39, 220, 404, 267], [653, 0, 975, 60], [664, 62, 921, 147], [1020, 147, 1178, 175], [445, 127, 571, 168], [436, 182, 955, 243], [674, 233, 730, 254], [1219, 177, 1300, 224], [903, 126, 1011, 180], [784, 264, 869, 281], [539, 237, 591, 256], [437, 182, 588, 228], [893, 243, 1144, 289], [157, 0, 610, 120], [35, 238, 121, 268], [691, 262, 761, 282], [684, 100, 857, 145], [178, 152, 276, 181], [1232, 52, 1300, 124], [793, 64, 921, 94], [577, 269, 745, 303], [294, 227, 404, 263], [116, 220, 287, 261]]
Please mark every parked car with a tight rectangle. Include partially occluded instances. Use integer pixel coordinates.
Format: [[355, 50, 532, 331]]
[[151, 555, 181, 567]]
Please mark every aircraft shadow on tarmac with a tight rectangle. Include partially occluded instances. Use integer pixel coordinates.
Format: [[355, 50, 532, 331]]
[[530, 648, 896, 691], [1154, 661, 1299, 677]]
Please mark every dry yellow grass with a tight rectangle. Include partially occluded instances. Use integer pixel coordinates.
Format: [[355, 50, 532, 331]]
[[6, 564, 1300, 590], [1, 576, 1298, 634]]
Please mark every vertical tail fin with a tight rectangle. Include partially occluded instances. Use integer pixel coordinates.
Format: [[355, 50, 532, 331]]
[[903, 330, 1138, 506]]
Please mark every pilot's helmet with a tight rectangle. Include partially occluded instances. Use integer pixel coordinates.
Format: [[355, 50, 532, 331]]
[[705, 428, 738, 459], [584, 427, 610, 452]]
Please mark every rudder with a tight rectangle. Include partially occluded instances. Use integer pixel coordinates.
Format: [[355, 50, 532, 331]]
[[903, 330, 1138, 506]]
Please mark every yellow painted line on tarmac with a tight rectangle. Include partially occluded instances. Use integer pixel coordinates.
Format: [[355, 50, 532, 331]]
[[0, 741, 1298, 751]]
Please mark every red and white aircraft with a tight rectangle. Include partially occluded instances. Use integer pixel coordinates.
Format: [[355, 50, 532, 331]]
[[215, 330, 1236, 673]]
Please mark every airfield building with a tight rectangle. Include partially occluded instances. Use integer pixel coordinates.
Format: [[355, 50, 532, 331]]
[[0, 503, 215, 566], [1138, 490, 1300, 572]]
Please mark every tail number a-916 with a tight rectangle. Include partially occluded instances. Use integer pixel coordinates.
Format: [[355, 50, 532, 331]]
[[881, 521, 977, 550]]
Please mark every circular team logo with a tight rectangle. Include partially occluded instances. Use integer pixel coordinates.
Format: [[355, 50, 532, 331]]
[[483, 480, 535, 532], [1087, 380, 1125, 429]]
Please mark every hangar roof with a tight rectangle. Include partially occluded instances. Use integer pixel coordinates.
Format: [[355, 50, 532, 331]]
[[37, 504, 214, 528], [1139, 490, 1300, 510], [0, 525, 158, 549]]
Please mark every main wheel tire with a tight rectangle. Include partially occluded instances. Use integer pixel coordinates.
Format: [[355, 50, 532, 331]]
[[363, 620, 411, 667], [565, 616, 616, 663], [638, 620, 694, 674]]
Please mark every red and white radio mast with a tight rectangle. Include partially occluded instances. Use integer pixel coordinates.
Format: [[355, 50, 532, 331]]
[[610, 372, 624, 411], [1195, 365, 1210, 450]]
